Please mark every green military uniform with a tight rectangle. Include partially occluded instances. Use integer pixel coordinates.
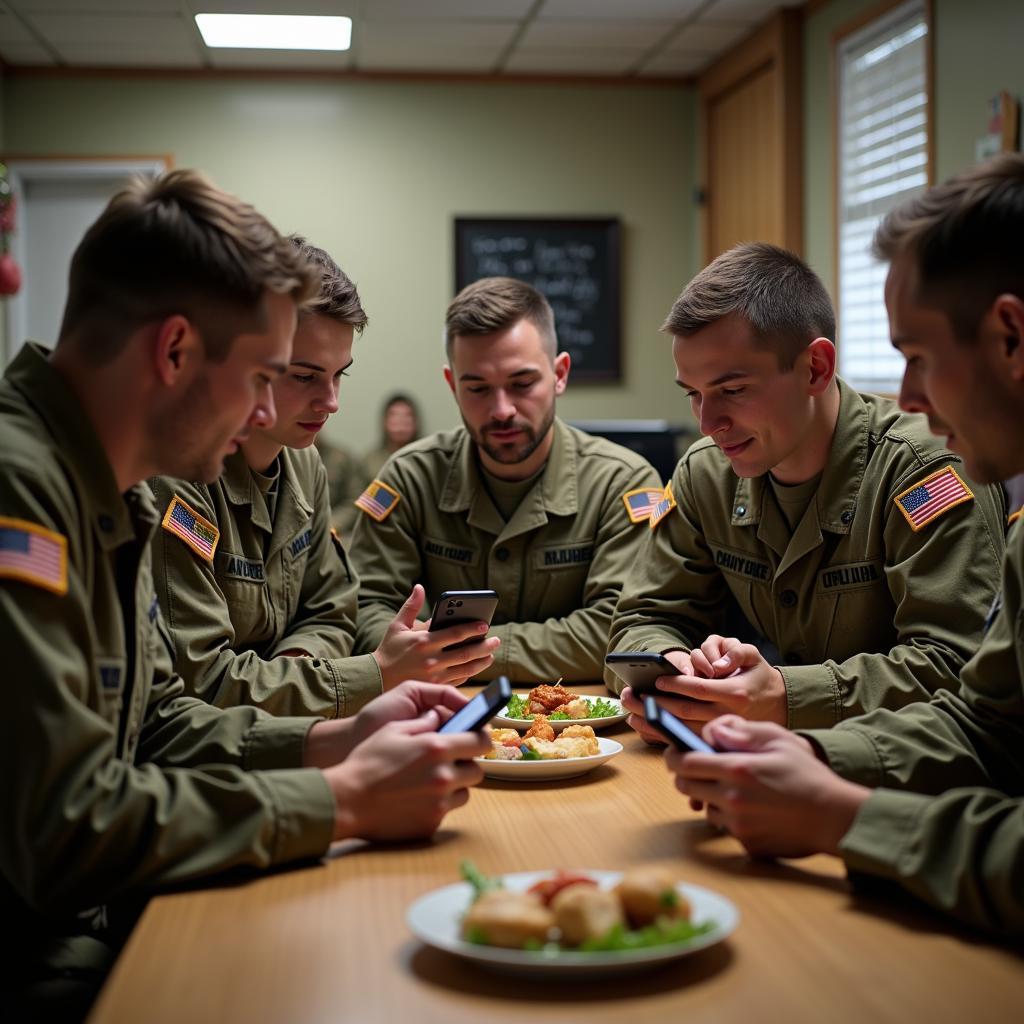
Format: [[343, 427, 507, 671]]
[[315, 436, 370, 537], [362, 444, 394, 483], [150, 446, 382, 719], [806, 514, 1024, 938], [0, 345, 335, 996], [609, 380, 1007, 726], [350, 418, 662, 683]]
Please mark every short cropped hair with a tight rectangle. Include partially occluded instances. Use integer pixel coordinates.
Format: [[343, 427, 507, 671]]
[[289, 235, 368, 333], [445, 276, 557, 360], [873, 152, 1024, 343], [58, 169, 319, 365], [662, 242, 836, 370]]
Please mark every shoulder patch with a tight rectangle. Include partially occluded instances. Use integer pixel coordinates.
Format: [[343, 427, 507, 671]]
[[0, 516, 68, 595], [622, 487, 666, 524], [649, 481, 677, 530], [161, 495, 219, 561], [1008, 506, 1023, 527], [354, 479, 401, 523], [893, 466, 974, 532]]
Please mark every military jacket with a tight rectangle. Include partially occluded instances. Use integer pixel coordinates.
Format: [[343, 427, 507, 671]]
[[151, 446, 381, 719], [810, 515, 1024, 938], [350, 418, 662, 682], [0, 345, 335, 949], [609, 381, 1006, 727]]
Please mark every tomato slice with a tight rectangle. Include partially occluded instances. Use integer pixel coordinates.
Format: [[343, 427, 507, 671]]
[[527, 871, 598, 905]]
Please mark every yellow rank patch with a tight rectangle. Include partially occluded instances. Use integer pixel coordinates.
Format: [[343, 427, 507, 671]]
[[649, 481, 677, 530], [1009, 506, 1023, 527], [0, 515, 68, 595], [354, 479, 401, 523], [622, 486, 666, 524], [161, 495, 219, 562], [893, 466, 974, 532]]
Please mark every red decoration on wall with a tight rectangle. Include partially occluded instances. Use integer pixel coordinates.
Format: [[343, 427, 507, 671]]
[[0, 164, 21, 297]]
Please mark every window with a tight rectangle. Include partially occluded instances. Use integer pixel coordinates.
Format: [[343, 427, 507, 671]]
[[836, 0, 929, 393]]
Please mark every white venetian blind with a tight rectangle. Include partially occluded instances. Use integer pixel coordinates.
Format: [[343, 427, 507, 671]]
[[837, 1, 928, 393]]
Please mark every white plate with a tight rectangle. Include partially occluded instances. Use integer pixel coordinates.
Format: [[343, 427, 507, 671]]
[[492, 695, 627, 732], [407, 870, 739, 976], [477, 737, 622, 781]]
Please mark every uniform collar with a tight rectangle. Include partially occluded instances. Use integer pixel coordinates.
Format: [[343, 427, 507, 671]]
[[5, 343, 155, 548], [219, 447, 315, 539], [220, 448, 273, 532], [729, 377, 864, 535]]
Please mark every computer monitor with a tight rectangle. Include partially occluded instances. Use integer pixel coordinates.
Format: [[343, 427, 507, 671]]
[[568, 419, 686, 483]]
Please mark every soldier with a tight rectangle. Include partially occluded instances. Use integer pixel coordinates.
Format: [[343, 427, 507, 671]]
[[609, 243, 1006, 737], [0, 171, 489, 1016], [667, 153, 1024, 939], [349, 277, 663, 683], [151, 238, 495, 718]]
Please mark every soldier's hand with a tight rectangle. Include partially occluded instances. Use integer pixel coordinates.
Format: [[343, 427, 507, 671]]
[[349, 680, 470, 750], [690, 635, 745, 677], [668, 716, 870, 858], [652, 641, 788, 726], [324, 713, 489, 842], [373, 585, 500, 689], [621, 650, 709, 745]]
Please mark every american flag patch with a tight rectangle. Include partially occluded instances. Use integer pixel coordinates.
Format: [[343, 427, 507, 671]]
[[0, 516, 68, 595], [649, 481, 677, 530], [354, 479, 401, 523], [622, 487, 666, 524], [894, 466, 974, 531], [161, 496, 219, 561]]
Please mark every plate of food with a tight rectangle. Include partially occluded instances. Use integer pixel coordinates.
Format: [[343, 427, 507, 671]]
[[407, 863, 739, 976], [493, 684, 627, 732], [479, 721, 622, 780]]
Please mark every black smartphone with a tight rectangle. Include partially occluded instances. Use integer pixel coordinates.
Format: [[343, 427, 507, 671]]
[[643, 696, 716, 754], [428, 589, 499, 651], [437, 676, 513, 735], [604, 651, 680, 694]]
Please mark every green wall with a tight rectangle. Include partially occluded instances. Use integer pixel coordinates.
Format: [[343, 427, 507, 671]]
[[804, 0, 1024, 296], [2, 74, 697, 455]]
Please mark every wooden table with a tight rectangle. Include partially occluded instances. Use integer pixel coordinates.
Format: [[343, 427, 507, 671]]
[[89, 687, 1023, 1023]]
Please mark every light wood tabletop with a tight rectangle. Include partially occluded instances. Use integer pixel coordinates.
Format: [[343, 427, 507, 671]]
[[89, 686, 1023, 1024]]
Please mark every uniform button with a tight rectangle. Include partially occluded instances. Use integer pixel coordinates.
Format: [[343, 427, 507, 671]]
[[98, 514, 114, 533], [494, 547, 510, 562], [734, 505, 747, 517], [840, 509, 854, 525], [779, 589, 797, 608]]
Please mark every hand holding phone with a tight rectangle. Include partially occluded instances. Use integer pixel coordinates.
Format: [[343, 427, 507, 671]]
[[604, 651, 680, 694], [642, 696, 716, 754], [436, 676, 512, 734], [428, 590, 499, 651]]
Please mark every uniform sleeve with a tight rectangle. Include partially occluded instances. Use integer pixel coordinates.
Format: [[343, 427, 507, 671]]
[[605, 458, 730, 692], [485, 460, 664, 683], [0, 468, 335, 916], [779, 468, 1005, 728], [150, 477, 381, 720], [349, 461, 422, 653]]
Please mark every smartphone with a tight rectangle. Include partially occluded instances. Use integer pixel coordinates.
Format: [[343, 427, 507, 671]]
[[604, 651, 680, 694], [428, 589, 499, 651], [642, 696, 716, 754], [437, 676, 513, 734]]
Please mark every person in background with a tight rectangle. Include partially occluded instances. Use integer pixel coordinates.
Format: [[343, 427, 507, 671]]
[[316, 434, 370, 536], [0, 171, 489, 1017], [350, 276, 663, 684], [609, 243, 1005, 737], [363, 391, 422, 480], [151, 238, 497, 718], [667, 154, 1024, 939]]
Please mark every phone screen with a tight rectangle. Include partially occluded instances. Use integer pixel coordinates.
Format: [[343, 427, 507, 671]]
[[437, 676, 512, 734]]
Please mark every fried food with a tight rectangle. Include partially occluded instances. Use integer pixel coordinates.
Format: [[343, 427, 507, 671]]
[[524, 715, 555, 742], [527, 683, 580, 715], [461, 889, 555, 948], [522, 737, 569, 759], [490, 728, 521, 746], [559, 725, 599, 755], [562, 698, 591, 719], [615, 866, 691, 927], [551, 884, 625, 947]]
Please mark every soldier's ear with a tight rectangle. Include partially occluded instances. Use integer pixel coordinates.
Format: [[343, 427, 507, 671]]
[[153, 315, 200, 387], [553, 351, 571, 395], [443, 364, 456, 396], [804, 338, 836, 396], [991, 294, 1024, 382]]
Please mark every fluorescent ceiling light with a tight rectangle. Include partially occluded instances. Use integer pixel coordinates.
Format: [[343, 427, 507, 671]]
[[195, 13, 352, 51]]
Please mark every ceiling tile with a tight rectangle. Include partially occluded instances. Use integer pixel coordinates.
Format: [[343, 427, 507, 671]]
[[9, 0, 180, 11], [358, 0, 535, 17], [539, 0, 705, 19], [637, 50, 711, 76], [191, 0, 351, 13], [0, 40, 55, 65], [667, 21, 752, 52], [359, 19, 517, 50], [0, 11, 38, 44], [522, 19, 673, 49], [504, 47, 641, 74], [26, 13, 194, 46], [703, 0, 791, 17], [51, 41, 202, 66]]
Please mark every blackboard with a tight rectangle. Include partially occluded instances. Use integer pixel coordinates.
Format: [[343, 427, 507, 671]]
[[454, 217, 621, 382]]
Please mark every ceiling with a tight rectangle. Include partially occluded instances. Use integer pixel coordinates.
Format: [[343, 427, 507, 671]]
[[0, 0, 803, 78]]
